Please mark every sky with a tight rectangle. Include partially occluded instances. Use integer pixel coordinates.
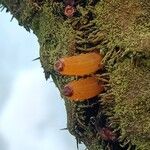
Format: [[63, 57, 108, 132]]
[[0, 9, 85, 150]]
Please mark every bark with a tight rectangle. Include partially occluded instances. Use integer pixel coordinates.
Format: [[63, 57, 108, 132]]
[[0, 0, 150, 149]]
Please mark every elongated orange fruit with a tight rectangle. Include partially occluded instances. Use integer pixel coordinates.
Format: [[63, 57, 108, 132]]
[[63, 77, 104, 101], [54, 52, 103, 76]]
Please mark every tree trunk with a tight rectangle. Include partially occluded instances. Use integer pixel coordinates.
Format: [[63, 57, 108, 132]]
[[1, 0, 150, 149]]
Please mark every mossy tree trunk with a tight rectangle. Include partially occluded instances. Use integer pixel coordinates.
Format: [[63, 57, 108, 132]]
[[1, 0, 150, 149]]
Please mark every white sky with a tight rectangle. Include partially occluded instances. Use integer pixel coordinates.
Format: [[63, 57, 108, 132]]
[[0, 10, 85, 150]]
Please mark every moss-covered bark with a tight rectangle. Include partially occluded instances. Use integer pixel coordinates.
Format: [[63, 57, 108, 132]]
[[1, 0, 150, 149]]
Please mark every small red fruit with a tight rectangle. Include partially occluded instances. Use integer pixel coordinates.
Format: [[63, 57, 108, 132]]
[[99, 128, 117, 141], [64, 5, 75, 17], [54, 59, 64, 72]]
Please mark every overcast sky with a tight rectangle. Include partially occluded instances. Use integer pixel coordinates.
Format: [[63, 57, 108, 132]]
[[0, 10, 85, 150]]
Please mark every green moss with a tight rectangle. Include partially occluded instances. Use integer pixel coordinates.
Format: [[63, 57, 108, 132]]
[[87, 140, 103, 150], [37, 2, 75, 75], [33, 1, 150, 149], [111, 59, 150, 149], [93, 2, 150, 148], [94, 0, 150, 54]]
